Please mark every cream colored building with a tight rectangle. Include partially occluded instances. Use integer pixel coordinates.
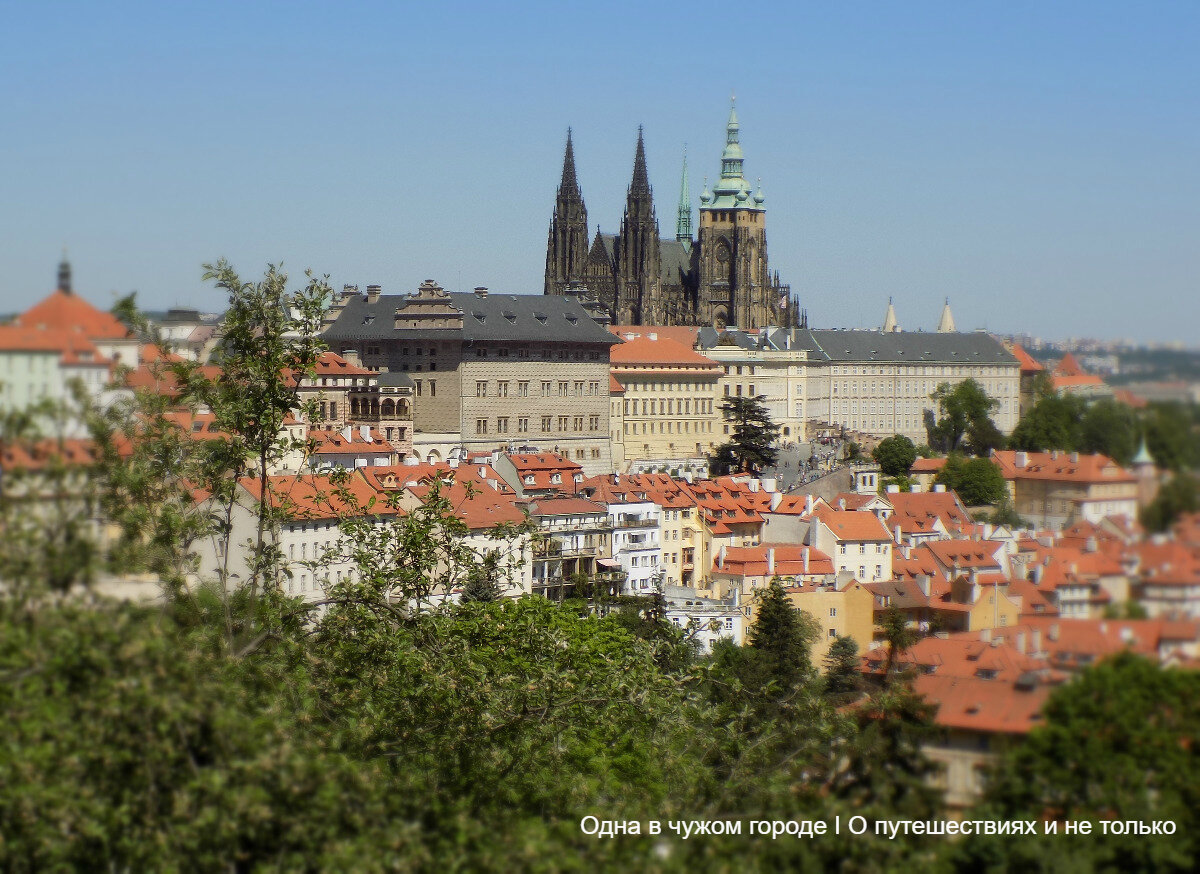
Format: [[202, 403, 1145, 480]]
[[694, 324, 1020, 445], [609, 331, 721, 470]]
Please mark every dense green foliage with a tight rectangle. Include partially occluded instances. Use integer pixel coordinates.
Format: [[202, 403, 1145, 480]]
[[926, 380, 1003, 455], [1010, 393, 1143, 465], [948, 655, 1200, 873], [935, 453, 1008, 506], [1141, 472, 1200, 533], [872, 434, 918, 477], [709, 395, 781, 475]]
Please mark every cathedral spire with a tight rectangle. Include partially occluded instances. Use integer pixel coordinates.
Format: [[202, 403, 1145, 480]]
[[882, 296, 898, 332], [676, 145, 692, 244], [629, 126, 651, 199], [937, 297, 956, 333], [560, 127, 579, 191], [58, 248, 72, 294], [544, 128, 589, 297]]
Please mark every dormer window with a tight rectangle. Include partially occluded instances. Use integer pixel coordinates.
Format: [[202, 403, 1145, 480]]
[[551, 474, 562, 484], [524, 475, 535, 485]]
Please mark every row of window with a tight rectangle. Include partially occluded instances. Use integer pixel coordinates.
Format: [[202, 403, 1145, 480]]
[[838, 543, 889, 554], [624, 398, 714, 416], [475, 415, 602, 435], [473, 346, 602, 361], [624, 421, 713, 435], [473, 380, 603, 398]]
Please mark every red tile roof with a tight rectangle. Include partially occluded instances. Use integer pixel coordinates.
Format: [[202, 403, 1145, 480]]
[[714, 544, 835, 578], [609, 333, 721, 370], [992, 450, 1136, 484], [909, 456, 948, 474], [815, 507, 893, 542], [15, 289, 132, 340], [238, 474, 399, 519], [406, 481, 526, 530], [0, 438, 98, 472], [1009, 344, 1044, 374], [312, 351, 374, 376], [913, 673, 1051, 735]]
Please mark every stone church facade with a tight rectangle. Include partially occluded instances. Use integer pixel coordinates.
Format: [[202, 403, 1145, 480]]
[[544, 103, 800, 330]]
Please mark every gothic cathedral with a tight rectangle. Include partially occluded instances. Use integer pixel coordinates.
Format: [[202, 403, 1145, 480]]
[[544, 102, 799, 329]]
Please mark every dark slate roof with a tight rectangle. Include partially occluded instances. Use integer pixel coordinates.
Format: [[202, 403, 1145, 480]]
[[659, 239, 694, 285], [323, 291, 618, 346], [589, 233, 692, 285], [376, 371, 415, 388], [765, 328, 1018, 365]]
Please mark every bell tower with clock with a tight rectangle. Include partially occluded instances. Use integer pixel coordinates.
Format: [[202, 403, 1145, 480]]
[[697, 99, 778, 330]]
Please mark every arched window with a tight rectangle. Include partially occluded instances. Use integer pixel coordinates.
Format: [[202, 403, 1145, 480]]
[[381, 399, 395, 417]]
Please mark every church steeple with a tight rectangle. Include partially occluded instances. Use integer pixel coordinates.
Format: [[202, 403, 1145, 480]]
[[58, 249, 72, 294], [617, 126, 661, 323], [675, 146, 692, 245], [882, 296, 898, 332], [937, 297, 957, 333], [629, 126, 651, 200], [544, 128, 590, 297]]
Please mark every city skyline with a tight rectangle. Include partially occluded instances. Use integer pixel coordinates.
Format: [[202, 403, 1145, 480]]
[[1, 2, 1197, 344]]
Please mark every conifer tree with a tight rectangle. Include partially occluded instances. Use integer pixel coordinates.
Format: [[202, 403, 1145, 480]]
[[710, 395, 781, 475], [748, 577, 818, 693], [822, 634, 862, 702]]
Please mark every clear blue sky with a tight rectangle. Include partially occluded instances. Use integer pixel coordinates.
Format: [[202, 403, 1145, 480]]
[[1, 1, 1197, 343]]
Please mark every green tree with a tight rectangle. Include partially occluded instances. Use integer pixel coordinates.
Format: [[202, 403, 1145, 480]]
[[459, 548, 504, 603], [191, 260, 331, 598], [709, 394, 781, 475], [872, 434, 918, 477], [822, 634, 862, 702], [748, 577, 819, 693], [936, 454, 1008, 506], [1144, 401, 1199, 472], [950, 655, 1200, 873], [1009, 390, 1087, 453], [927, 379, 1002, 455], [1078, 398, 1141, 465], [1141, 472, 1200, 533]]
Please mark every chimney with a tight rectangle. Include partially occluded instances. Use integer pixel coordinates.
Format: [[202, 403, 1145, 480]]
[[933, 484, 946, 493], [917, 574, 931, 598], [910, 482, 922, 493], [474, 286, 488, 297], [340, 347, 361, 366], [1014, 450, 1028, 468], [718, 545, 727, 570], [886, 484, 900, 493], [366, 284, 382, 303], [749, 478, 760, 492], [803, 547, 810, 575], [893, 525, 902, 545], [648, 332, 658, 341], [770, 491, 783, 511], [838, 498, 846, 510], [767, 548, 775, 576], [1069, 452, 1079, 463], [980, 628, 992, 643], [805, 494, 814, 514], [359, 424, 371, 442], [340, 425, 352, 442], [1016, 631, 1027, 653]]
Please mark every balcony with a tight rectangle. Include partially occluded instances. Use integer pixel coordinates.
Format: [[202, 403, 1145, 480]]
[[613, 517, 657, 529]]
